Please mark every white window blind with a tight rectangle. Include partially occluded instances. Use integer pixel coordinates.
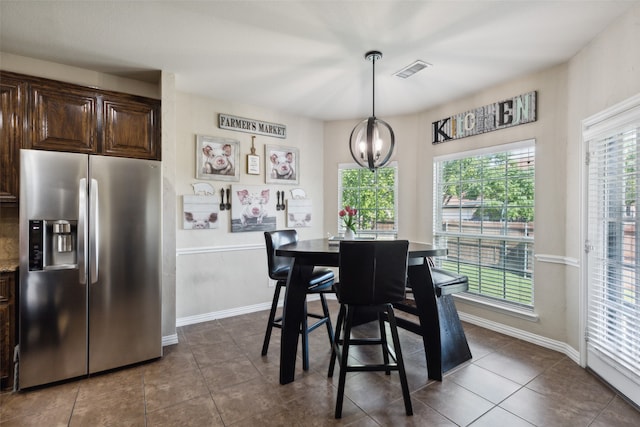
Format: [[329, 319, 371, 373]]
[[586, 100, 640, 387], [337, 162, 398, 238], [433, 140, 535, 308]]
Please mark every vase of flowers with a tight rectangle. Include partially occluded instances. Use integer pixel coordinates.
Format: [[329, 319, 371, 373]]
[[339, 206, 357, 239]]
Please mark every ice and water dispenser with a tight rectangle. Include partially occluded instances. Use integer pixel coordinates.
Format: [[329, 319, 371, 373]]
[[28, 219, 78, 270]]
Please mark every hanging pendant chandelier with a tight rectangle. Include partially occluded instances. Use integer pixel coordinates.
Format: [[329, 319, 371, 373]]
[[349, 50, 395, 171]]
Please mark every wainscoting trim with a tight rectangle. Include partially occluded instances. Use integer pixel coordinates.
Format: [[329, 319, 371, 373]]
[[176, 243, 264, 256], [534, 253, 580, 268]]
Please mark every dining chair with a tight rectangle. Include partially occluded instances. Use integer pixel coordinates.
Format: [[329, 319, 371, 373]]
[[262, 230, 335, 371], [328, 240, 412, 418]]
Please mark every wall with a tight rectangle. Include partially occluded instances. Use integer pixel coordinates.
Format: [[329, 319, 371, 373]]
[[324, 64, 571, 345], [161, 72, 178, 341], [0, 52, 160, 98], [324, 4, 640, 356], [174, 92, 326, 323], [424, 65, 570, 344], [565, 5, 640, 353]]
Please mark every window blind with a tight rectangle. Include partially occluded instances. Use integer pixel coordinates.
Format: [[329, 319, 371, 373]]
[[337, 162, 398, 237], [586, 114, 640, 382], [433, 140, 535, 307]]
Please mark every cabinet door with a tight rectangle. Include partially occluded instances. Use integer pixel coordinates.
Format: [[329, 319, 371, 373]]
[[0, 272, 14, 389], [0, 75, 24, 204], [29, 82, 98, 153], [102, 94, 160, 160]]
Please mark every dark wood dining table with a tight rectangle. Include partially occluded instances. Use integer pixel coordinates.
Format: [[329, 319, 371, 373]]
[[275, 238, 472, 385]]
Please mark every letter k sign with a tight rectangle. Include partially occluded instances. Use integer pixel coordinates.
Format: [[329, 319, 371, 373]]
[[432, 118, 452, 144]]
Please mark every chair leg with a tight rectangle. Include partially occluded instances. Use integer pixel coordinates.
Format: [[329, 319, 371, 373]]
[[328, 304, 346, 378], [301, 299, 310, 371], [261, 281, 283, 356], [378, 314, 391, 375], [335, 306, 354, 419], [320, 293, 334, 344], [387, 305, 413, 416]]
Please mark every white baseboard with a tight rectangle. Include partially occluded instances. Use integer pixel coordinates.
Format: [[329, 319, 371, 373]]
[[162, 334, 179, 347], [171, 298, 580, 366], [458, 311, 580, 364], [174, 294, 333, 329], [176, 301, 274, 327]]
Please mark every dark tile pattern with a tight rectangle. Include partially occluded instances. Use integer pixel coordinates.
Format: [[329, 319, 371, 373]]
[[1, 300, 639, 426]]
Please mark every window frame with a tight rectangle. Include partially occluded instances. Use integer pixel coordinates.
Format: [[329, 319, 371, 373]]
[[337, 161, 398, 238], [433, 139, 535, 310]]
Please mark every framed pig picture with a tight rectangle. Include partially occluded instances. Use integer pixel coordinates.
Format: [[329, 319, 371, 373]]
[[183, 195, 220, 230], [196, 135, 240, 181], [287, 198, 313, 228], [265, 145, 299, 185], [230, 185, 277, 232]]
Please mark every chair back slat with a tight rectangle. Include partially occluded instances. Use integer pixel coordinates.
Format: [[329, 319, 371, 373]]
[[338, 240, 409, 305]]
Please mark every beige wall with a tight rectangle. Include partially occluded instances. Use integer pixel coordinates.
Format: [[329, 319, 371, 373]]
[[565, 5, 640, 352], [324, 64, 571, 343], [0, 52, 160, 98], [323, 4, 640, 354], [174, 92, 327, 321]]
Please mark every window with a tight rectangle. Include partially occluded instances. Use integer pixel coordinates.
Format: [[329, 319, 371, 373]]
[[433, 140, 535, 308], [584, 94, 640, 401], [338, 162, 398, 238]]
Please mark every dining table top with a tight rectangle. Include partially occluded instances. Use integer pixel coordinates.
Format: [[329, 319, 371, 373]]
[[275, 238, 447, 266]]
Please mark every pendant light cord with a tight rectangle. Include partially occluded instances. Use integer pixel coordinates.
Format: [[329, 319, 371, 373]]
[[371, 55, 376, 118]]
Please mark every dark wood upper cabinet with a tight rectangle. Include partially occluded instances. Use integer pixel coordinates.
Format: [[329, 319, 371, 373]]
[[102, 93, 160, 160], [0, 71, 161, 207], [0, 75, 25, 205], [28, 82, 98, 153], [0, 71, 161, 162]]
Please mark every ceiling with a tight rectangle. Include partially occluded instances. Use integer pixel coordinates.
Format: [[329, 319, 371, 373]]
[[0, 1, 637, 121]]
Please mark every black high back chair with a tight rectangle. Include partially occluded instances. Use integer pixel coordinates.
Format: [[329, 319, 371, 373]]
[[262, 230, 335, 371], [328, 240, 413, 418]]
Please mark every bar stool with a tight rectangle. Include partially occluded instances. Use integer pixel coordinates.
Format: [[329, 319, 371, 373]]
[[262, 230, 334, 371], [328, 240, 412, 418]]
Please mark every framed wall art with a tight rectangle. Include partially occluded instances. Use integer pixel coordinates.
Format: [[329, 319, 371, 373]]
[[247, 136, 260, 175], [287, 198, 313, 228], [230, 185, 277, 233], [196, 135, 240, 181], [182, 195, 219, 230], [265, 145, 299, 185]]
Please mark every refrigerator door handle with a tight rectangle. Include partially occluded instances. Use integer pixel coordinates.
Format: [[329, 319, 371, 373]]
[[78, 178, 87, 284], [90, 178, 99, 284]]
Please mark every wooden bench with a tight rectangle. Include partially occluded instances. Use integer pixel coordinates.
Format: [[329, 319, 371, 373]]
[[394, 267, 472, 377]]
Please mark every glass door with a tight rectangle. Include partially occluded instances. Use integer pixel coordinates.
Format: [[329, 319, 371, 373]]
[[584, 95, 640, 407]]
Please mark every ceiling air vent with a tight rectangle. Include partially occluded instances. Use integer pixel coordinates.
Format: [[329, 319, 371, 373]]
[[393, 60, 432, 79]]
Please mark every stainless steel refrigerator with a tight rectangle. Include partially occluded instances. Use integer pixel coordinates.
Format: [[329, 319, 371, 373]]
[[18, 149, 162, 389]]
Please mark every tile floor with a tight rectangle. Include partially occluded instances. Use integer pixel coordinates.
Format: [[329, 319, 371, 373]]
[[1, 299, 639, 426]]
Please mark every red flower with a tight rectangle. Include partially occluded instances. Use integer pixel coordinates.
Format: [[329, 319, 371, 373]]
[[339, 206, 357, 232]]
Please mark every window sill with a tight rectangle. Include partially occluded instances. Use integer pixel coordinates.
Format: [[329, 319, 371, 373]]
[[453, 293, 539, 322]]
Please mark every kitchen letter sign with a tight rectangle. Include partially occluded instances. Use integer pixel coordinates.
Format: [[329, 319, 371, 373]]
[[432, 91, 537, 144]]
